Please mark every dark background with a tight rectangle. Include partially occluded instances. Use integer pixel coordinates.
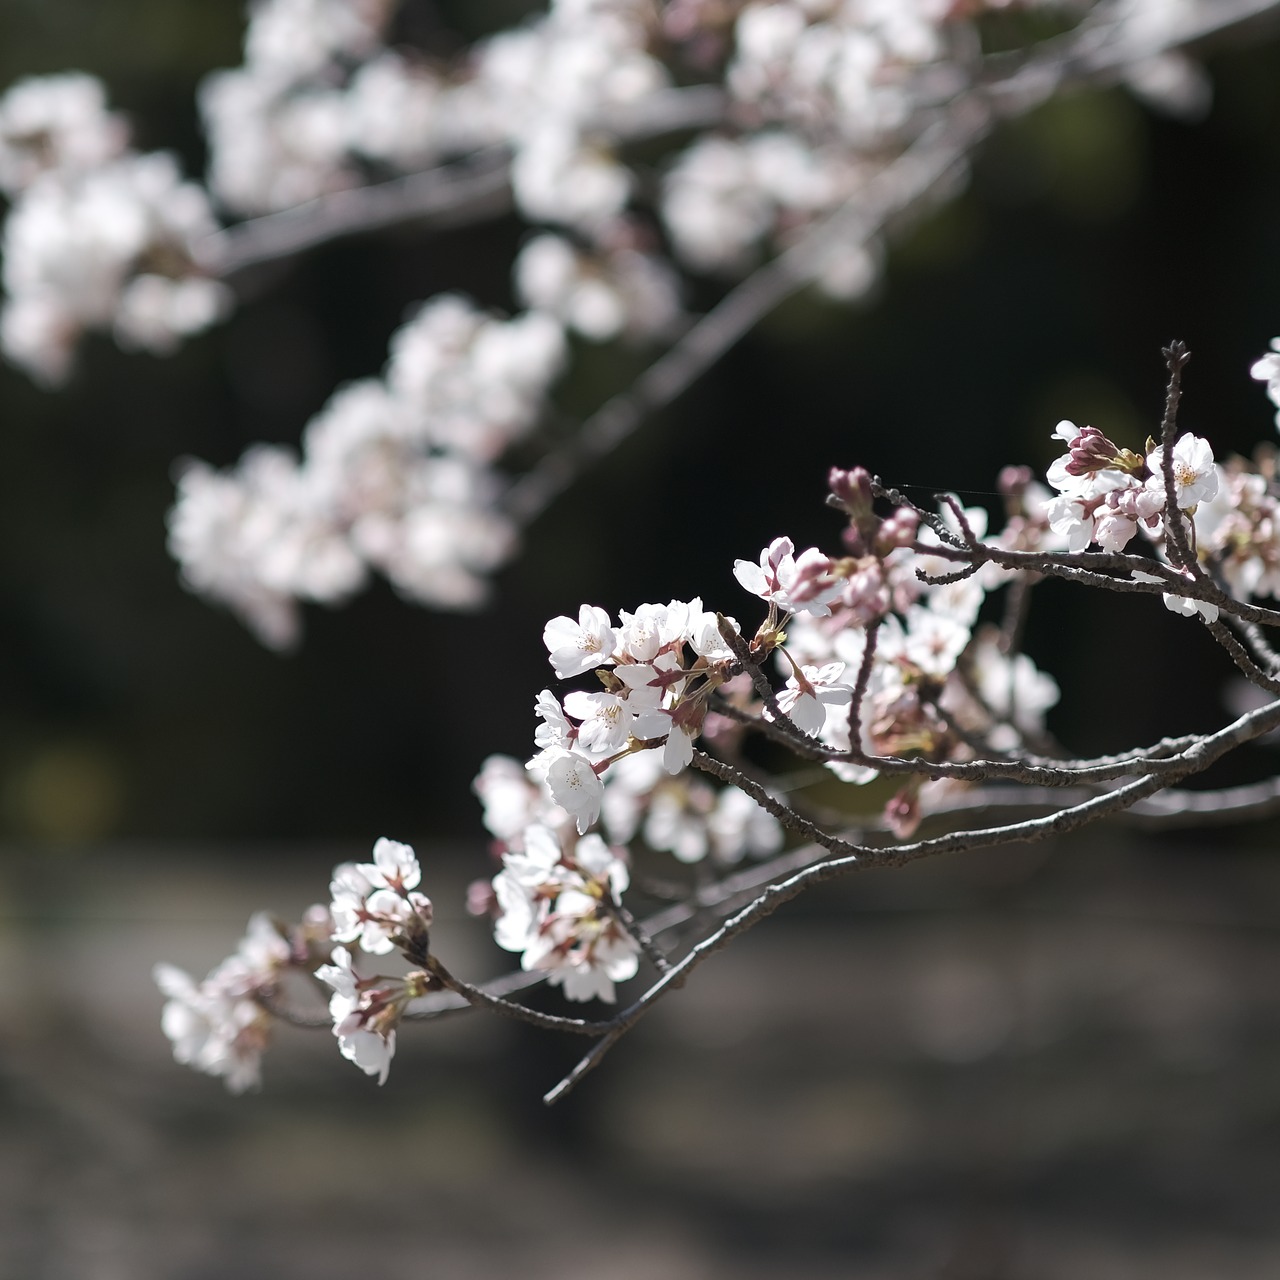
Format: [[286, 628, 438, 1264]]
[[2, 5, 1280, 1277]]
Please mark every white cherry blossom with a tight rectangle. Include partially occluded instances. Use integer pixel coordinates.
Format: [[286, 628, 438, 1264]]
[[543, 605, 617, 678], [328, 838, 431, 955], [541, 750, 605, 833], [0, 73, 127, 195], [733, 536, 841, 615], [315, 945, 416, 1086], [1251, 337, 1280, 426], [774, 660, 852, 735], [1145, 434, 1219, 509]]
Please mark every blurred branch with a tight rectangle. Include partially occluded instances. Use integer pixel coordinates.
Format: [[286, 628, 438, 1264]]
[[194, 86, 727, 279], [196, 151, 514, 278]]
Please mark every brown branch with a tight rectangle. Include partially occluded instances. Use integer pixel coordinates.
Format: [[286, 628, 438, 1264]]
[[1157, 341, 1203, 578], [1203, 619, 1280, 694], [604, 897, 672, 974], [691, 750, 863, 856], [543, 764, 1187, 1103], [914, 536, 1280, 629], [423, 955, 609, 1035], [846, 620, 880, 757]]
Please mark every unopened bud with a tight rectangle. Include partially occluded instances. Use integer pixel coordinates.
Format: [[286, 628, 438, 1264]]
[[842, 524, 868, 556], [884, 785, 922, 840], [829, 466, 874, 517], [874, 508, 919, 553], [829, 466, 880, 552], [1064, 425, 1122, 476], [998, 465, 1032, 499]]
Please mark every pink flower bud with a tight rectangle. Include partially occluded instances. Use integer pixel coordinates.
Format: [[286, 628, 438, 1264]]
[[830, 467, 880, 555], [1065, 426, 1122, 476], [466, 878, 499, 918], [840, 561, 890, 627], [884, 786, 921, 840], [998, 465, 1033, 499], [829, 466, 874, 516], [874, 509, 919, 553]]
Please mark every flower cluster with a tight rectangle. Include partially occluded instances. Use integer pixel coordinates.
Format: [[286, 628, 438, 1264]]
[[329, 836, 433, 957], [156, 837, 432, 1090], [477, 725, 785, 872], [534, 597, 746, 830], [317, 837, 433, 1083], [201, 0, 416, 213], [0, 73, 228, 383], [1195, 451, 1280, 603], [166, 295, 564, 646], [1044, 419, 1219, 555], [154, 910, 318, 1093], [513, 230, 681, 344], [489, 824, 641, 1004], [514, 477, 1062, 846], [316, 947, 429, 1085]]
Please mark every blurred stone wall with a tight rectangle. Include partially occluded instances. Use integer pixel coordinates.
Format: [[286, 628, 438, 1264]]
[[3, 829, 1278, 1280]]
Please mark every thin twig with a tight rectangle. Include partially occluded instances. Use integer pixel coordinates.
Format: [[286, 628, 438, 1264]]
[[1203, 619, 1280, 693], [691, 750, 863, 857], [605, 897, 672, 974], [198, 153, 513, 278], [1158, 342, 1202, 577], [424, 955, 609, 1035], [846, 620, 880, 757], [504, 107, 987, 527], [998, 573, 1034, 657], [196, 86, 728, 278]]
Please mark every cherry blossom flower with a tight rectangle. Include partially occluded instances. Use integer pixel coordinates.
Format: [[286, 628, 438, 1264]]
[[965, 633, 1060, 747], [316, 945, 428, 1085], [153, 911, 293, 1092], [473, 753, 567, 847], [1132, 569, 1219, 622], [514, 232, 680, 342], [541, 750, 605, 833], [490, 824, 639, 1002], [543, 604, 617, 678], [154, 965, 271, 1094], [1145, 434, 1219, 509], [1251, 337, 1280, 426], [533, 689, 578, 757], [0, 73, 127, 195], [563, 689, 635, 754], [774, 659, 852, 736], [328, 837, 432, 956], [733, 536, 841, 615], [521, 895, 641, 1003]]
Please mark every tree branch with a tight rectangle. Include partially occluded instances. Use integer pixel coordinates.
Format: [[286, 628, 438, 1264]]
[[195, 86, 728, 279]]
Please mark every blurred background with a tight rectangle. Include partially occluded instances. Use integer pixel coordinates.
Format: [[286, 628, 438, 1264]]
[[2, 2, 1280, 1276]]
